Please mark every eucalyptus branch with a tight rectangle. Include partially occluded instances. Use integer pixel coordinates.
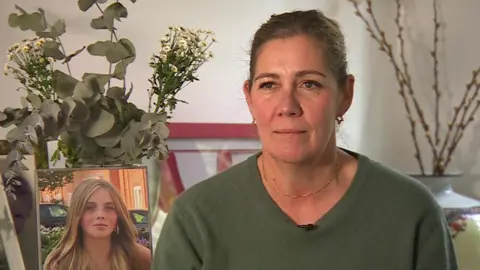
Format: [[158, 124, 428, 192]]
[[94, 3, 119, 41], [95, 1, 119, 89], [39, 12, 72, 76]]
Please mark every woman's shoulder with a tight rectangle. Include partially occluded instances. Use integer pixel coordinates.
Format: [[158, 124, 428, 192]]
[[359, 154, 439, 209], [134, 243, 151, 269]]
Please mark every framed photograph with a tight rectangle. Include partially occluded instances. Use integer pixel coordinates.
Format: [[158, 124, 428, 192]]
[[0, 140, 37, 270], [37, 165, 152, 269]]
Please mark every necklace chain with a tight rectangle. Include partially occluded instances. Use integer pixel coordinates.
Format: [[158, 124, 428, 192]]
[[261, 152, 340, 199]]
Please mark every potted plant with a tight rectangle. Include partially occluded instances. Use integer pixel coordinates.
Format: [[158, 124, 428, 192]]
[[0, 0, 169, 197], [349, 0, 480, 268]]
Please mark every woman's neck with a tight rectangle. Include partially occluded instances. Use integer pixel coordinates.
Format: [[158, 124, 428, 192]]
[[262, 144, 341, 197], [83, 236, 111, 263]]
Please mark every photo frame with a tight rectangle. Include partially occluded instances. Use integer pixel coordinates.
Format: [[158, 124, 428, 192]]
[[37, 165, 152, 268]]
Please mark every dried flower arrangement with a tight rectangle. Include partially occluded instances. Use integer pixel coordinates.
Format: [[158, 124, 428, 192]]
[[348, 0, 480, 176]]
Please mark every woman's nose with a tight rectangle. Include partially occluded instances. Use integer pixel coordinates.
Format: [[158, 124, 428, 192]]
[[277, 91, 303, 117]]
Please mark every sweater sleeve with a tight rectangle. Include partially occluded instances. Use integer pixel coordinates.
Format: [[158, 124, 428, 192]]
[[153, 203, 202, 270], [415, 206, 458, 270]]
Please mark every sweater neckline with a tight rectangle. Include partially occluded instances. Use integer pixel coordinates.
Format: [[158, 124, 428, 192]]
[[243, 148, 371, 233]]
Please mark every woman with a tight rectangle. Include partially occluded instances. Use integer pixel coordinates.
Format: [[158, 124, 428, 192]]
[[155, 10, 457, 269], [44, 179, 151, 270]]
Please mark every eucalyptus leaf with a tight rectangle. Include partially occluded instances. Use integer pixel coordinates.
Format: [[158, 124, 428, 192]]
[[7, 149, 22, 164], [91, 16, 108, 30], [14, 10, 47, 32], [78, 0, 97, 12], [26, 93, 42, 109], [25, 125, 38, 145], [51, 19, 66, 37], [84, 108, 115, 137], [87, 41, 114, 56], [40, 99, 61, 121], [113, 57, 134, 79], [69, 98, 89, 122], [52, 70, 78, 98], [8, 14, 20, 28], [94, 124, 127, 147], [18, 141, 34, 154], [106, 86, 125, 100], [106, 43, 130, 63], [82, 73, 111, 87], [103, 2, 128, 31], [63, 46, 85, 64], [6, 127, 24, 143], [43, 41, 65, 60], [141, 113, 167, 124], [73, 81, 95, 99], [20, 97, 29, 108], [119, 38, 136, 57], [22, 111, 44, 129]]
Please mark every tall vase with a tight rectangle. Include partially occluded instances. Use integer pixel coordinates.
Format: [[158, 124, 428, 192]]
[[413, 174, 480, 270]]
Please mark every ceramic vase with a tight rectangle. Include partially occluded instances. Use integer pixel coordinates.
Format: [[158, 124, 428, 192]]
[[413, 174, 480, 270]]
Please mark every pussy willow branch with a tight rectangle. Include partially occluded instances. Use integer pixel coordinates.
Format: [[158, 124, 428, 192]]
[[349, 0, 438, 174], [350, 0, 480, 175], [432, 0, 441, 148], [437, 68, 480, 170], [443, 72, 480, 170]]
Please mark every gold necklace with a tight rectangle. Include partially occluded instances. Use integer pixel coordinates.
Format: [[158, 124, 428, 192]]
[[261, 152, 340, 199]]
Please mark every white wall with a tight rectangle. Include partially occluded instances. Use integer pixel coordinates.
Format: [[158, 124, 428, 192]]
[[1, 0, 479, 198]]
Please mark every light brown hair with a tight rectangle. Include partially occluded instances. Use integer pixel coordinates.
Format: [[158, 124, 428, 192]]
[[248, 9, 348, 89]]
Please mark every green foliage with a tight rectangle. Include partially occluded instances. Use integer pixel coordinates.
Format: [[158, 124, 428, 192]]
[[148, 27, 216, 116], [40, 226, 65, 263], [1, 0, 169, 197], [37, 170, 74, 192]]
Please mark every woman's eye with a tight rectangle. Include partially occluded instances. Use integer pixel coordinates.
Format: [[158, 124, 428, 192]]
[[303, 81, 321, 89], [259, 82, 275, 89]]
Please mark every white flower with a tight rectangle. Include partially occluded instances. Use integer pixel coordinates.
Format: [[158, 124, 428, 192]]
[[22, 46, 30, 52], [178, 39, 187, 49], [169, 64, 178, 73], [47, 57, 55, 63], [161, 46, 171, 53], [159, 53, 167, 61], [3, 63, 9, 72]]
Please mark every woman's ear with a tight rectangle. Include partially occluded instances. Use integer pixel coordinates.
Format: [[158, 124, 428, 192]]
[[243, 80, 252, 106], [338, 74, 355, 116], [243, 80, 255, 118]]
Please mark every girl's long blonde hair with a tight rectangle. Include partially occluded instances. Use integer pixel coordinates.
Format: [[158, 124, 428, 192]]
[[43, 178, 139, 270]]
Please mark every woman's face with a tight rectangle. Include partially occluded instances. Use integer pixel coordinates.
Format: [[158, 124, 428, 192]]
[[80, 188, 118, 239], [244, 35, 354, 163]]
